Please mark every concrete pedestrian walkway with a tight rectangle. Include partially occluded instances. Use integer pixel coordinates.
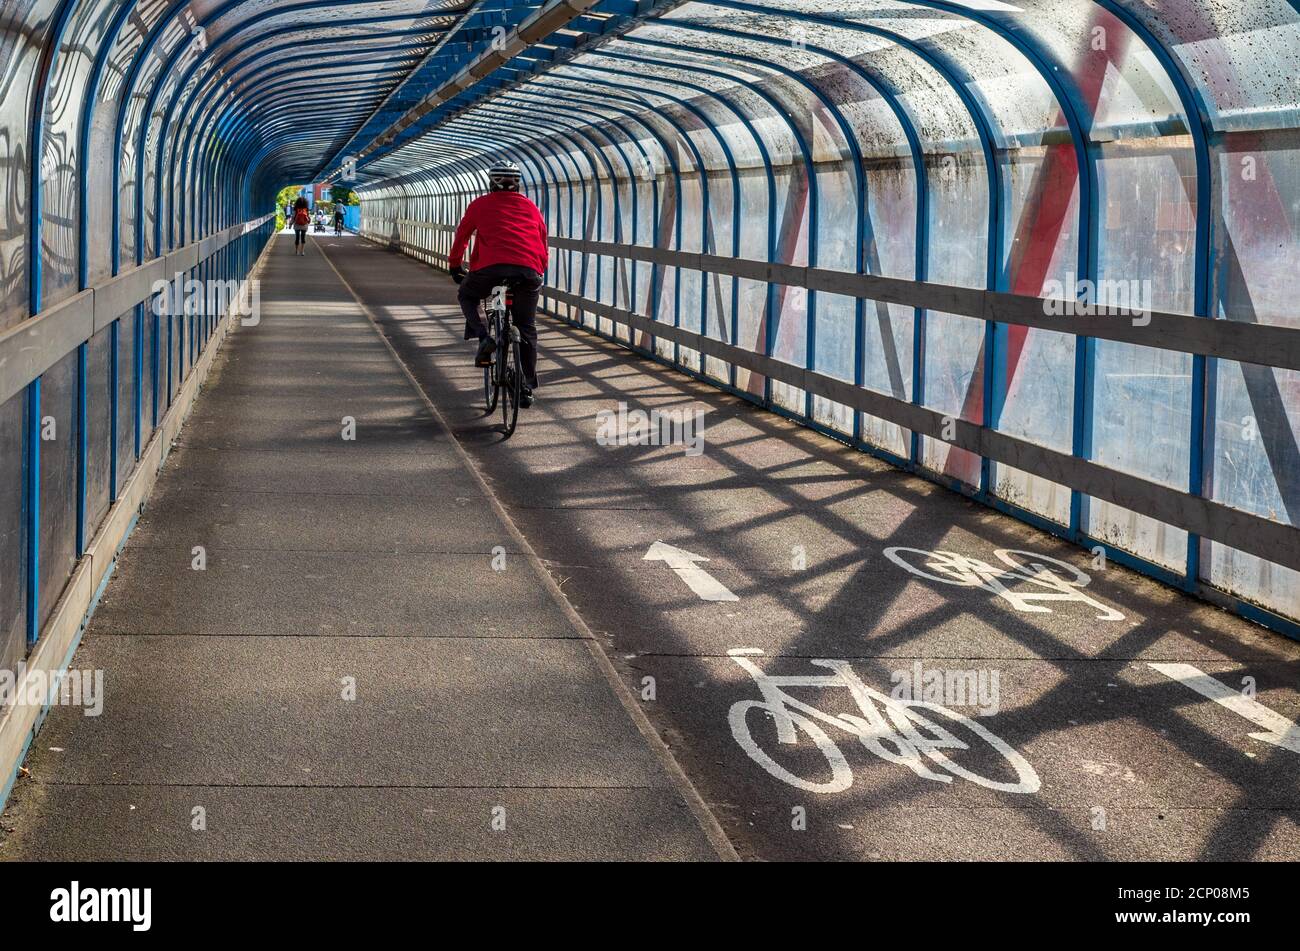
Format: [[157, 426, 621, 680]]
[[0, 232, 726, 861]]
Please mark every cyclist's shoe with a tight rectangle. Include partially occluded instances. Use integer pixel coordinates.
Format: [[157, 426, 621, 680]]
[[519, 386, 534, 408], [474, 337, 496, 367]]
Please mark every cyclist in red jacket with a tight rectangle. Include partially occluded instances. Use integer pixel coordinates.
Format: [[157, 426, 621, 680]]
[[449, 161, 548, 406]]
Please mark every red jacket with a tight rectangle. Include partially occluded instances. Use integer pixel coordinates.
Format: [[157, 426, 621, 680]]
[[449, 191, 549, 274]]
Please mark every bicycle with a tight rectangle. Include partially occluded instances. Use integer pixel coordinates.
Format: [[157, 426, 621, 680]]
[[726, 648, 1041, 795], [481, 282, 524, 437]]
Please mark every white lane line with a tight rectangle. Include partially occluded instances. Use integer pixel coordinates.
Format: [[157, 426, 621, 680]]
[[643, 541, 739, 602], [1150, 662, 1300, 755]]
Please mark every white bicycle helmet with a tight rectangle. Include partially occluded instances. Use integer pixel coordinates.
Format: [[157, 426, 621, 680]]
[[487, 159, 523, 191]]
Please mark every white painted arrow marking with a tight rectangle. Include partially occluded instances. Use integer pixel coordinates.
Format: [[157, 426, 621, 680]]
[[644, 541, 738, 602], [1149, 662, 1300, 755]]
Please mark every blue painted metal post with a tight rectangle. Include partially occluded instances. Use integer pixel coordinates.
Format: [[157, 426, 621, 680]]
[[110, 320, 119, 501], [25, 379, 41, 647], [133, 305, 143, 459], [167, 304, 174, 409], [151, 303, 160, 430], [76, 343, 87, 556]]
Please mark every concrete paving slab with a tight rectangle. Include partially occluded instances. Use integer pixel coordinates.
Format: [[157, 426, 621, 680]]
[[128, 486, 521, 554], [176, 405, 441, 452], [180, 390, 434, 423], [0, 785, 716, 862], [161, 444, 473, 495], [15, 634, 668, 789], [88, 547, 579, 638]]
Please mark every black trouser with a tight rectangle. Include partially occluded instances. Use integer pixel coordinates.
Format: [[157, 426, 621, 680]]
[[294, 227, 306, 247], [459, 263, 543, 389]]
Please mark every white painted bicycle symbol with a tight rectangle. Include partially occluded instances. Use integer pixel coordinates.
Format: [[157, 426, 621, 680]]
[[883, 547, 1123, 620], [727, 649, 1041, 795]]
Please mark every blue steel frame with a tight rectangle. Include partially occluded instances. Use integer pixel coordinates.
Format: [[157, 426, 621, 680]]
[[106, 0, 436, 267], [158, 18, 447, 250], [26, 0, 81, 646], [503, 75, 705, 325], [516, 72, 744, 342], [15, 0, 1298, 674], [481, 76, 714, 351], [663, 12, 938, 451], [346, 0, 1291, 634], [170, 41, 430, 245], [563, 56, 778, 383], [18, 0, 288, 659], [618, 37, 819, 405], [528, 69, 736, 351], [131, 5, 449, 266], [638, 23, 928, 433]]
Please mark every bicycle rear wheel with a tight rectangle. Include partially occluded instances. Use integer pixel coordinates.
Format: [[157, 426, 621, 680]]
[[483, 355, 498, 413], [500, 333, 521, 437], [483, 319, 500, 413]]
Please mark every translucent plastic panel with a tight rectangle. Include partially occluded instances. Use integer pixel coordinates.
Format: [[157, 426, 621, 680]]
[[551, 58, 765, 172], [989, 145, 1080, 522], [1118, 0, 1300, 133], [649, 11, 864, 163], [920, 310, 984, 479], [0, 0, 61, 330], [86, 325, 113, 540], [858, 163, 917, 457], [116, 314, 137, 489], [528, 69, 732, 177], [38, 350, 79, 633], [142, 310, 158, 444], [921, 148, 989, 485], [1208, 359, 1300, 524], [928, 152, 990, 288], [1088, 340, 1192, 570], [768, 163, 811, 413], [1027, 1, 1184, 136], [39, 0, 118, 309], [85, 46, 124, 286], [1215, 142, 1299, 329], [1082, 139, 1195, 563], [118, 112, 142, 266], [599, 38, 798, 168], [1089, 496, 1189, 573], [812, 291, 858, 433], [895, 17, 1060, 148], [0, 389, 26, 681], [1098, 143, 1198, 314], [1204, 129, 1300, 617], [991, 328, 1074, 525]]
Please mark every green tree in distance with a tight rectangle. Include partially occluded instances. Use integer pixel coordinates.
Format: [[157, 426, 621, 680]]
[[274, 184, 302, 230]]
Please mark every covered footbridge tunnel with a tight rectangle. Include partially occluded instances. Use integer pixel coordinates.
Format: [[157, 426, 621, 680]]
[[1, 0, 1299, 864]]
